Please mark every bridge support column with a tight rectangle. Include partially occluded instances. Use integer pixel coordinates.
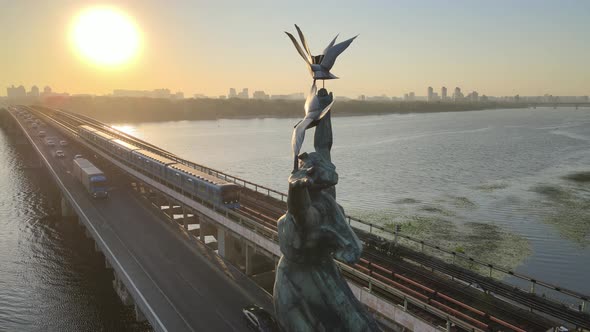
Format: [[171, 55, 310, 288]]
[[217, 229, 241, 262], [245, 244, 254, 276], [199, 219, 215, 242], [60, 196, 76, 218], [217, 228, 226, 257], [135, 304, 146, 322], [113, 274, 133, 306]]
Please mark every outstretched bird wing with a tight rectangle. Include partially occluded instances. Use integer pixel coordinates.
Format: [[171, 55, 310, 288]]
[[292, 117, 315, 161], [320, 35, 358, 71], [285, 31, 311, 65], [322, 34, 339, 55], [318, 98, 335, 120], [295, 24, 312, 61]]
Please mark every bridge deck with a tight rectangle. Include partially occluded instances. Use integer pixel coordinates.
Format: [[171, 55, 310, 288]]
[[10, 108, 272, 332]]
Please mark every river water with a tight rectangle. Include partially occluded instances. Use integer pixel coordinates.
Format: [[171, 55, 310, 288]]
[[0, 107, 588, 330], [0, 125, 149, 331]]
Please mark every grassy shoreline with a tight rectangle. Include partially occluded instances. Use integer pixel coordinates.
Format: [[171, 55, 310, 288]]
[[38, 96, 527, 124]]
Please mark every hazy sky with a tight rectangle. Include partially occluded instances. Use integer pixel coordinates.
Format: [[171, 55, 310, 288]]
[[1, 0, 589, 97]]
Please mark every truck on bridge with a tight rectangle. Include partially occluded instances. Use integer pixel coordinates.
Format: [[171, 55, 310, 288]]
[[72, 158, 109, 198]]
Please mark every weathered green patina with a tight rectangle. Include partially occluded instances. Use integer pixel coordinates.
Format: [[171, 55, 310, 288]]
[[273, 89, 380, 331]]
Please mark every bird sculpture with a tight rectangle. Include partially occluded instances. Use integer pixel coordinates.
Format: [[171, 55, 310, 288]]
[[285, 24, 357, 81], [291, 82, 334, 171], [286, 25, 357, 171]]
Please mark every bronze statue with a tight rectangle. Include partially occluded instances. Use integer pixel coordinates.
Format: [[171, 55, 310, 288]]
[[273, 59, 380, 330]]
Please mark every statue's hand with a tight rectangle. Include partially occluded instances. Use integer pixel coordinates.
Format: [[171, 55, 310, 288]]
[[289, 167, 315, 189], [289, 176, 314, 189]]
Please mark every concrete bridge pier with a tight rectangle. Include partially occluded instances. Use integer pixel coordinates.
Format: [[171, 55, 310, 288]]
[[217, 228, 241, 262], [199, 219, 216, 243], [113, 273, 146, 322], [60, 195, 77, 219]]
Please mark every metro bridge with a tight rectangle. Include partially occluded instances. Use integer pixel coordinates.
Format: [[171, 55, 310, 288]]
[[1, 105, 588, 332]]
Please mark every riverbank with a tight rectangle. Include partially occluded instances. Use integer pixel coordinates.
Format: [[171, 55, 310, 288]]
[[39, 95, 526, 123]]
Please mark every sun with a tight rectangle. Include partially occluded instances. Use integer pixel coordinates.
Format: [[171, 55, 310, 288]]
[[72, 7, 140, 66]]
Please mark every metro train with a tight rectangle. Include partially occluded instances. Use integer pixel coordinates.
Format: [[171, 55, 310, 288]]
[[78, 125, 241, 209]]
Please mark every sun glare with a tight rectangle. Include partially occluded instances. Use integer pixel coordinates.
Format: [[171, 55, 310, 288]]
[[72, 7, 140, 66]]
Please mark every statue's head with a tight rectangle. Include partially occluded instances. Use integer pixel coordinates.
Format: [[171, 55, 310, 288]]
[[292, 152, 338, 190]]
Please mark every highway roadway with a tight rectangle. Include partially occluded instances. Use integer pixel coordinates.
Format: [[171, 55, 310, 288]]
[[14, 110, 272, 331]]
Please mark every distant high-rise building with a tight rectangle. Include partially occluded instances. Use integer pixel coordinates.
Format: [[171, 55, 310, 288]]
[[453, 87, 464, 101], [252, 90, 269, 100], [7, 85, 26, 98], [409, 92, 415, 101], [427, 86, 434, 102], [441, 87, 447, 99], [358, 94, 366, 101], [228, 88, 237, 98], [466, 91, 479, 102], [237, 88, 249, 99], [44, 86, 52, 95], [29, 85, 39, 97], [173, 91, 184, 99]]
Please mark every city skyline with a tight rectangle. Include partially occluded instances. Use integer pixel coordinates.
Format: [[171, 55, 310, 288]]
[[1, 1, 589, 98], [6, 83, 588, 104]]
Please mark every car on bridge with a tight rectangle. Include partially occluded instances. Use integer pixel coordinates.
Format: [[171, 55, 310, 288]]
[[242, 305, 278, 332], [38, 131, 46, 137], [59, 140, 68, 146], [55, 150, 65, 158]]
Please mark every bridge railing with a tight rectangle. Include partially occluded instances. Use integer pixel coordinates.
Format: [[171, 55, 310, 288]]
[[346, 215, 589, 309]]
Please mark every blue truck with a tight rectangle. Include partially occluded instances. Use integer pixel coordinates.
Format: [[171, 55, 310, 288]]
[[72, 158, 109, 198]]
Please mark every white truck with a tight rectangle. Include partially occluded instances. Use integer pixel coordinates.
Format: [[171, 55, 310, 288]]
[[72, 158, 109, 198]]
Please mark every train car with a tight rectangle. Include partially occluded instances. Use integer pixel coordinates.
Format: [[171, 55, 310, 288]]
[[78, 124, 97, 141], [77, 125, 240, 209], [131, 149, 177, 180], [166, 163, 241, 209], [78, 124, 116, 150], [109, 138, 141, 162]]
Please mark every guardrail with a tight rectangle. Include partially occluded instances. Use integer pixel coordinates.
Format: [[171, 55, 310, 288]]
[[339, 263, 484, 332], [346, 215, 590, 309]]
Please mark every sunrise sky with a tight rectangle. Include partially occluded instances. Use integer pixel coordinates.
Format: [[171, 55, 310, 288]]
[[1, 0, 589, 98]]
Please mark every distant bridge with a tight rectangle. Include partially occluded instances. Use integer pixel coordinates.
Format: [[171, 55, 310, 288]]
[[1, 105, 588, 332], [526, 102, 590, 108]]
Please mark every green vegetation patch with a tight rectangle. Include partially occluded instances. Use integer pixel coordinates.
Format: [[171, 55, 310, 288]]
[[562, 171, 590, 183], [531, 183, 590, 246], [419, 204, 456, 216], [356, 211, 532, 276], [449, 196, 477, 209], [394, 198, 420, 204], [475, 182, 509, 192]]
